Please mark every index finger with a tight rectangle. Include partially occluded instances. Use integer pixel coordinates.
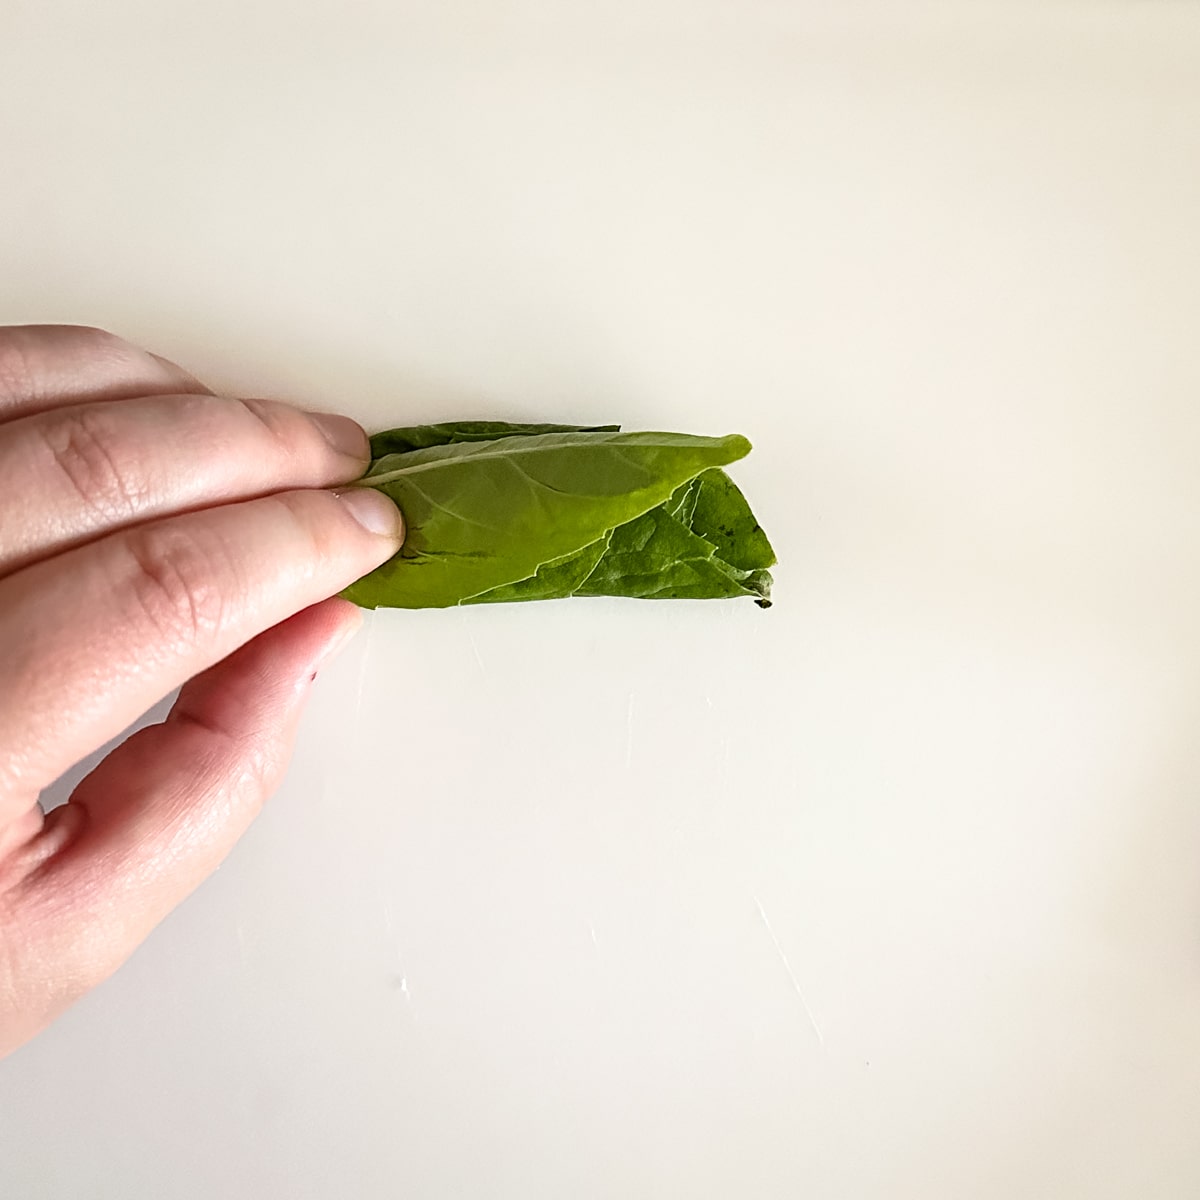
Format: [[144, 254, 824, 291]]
[[0, 392, 372, 576]]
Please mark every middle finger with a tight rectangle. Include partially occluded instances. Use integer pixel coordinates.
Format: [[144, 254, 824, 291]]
[[0, 393, 371, 576]]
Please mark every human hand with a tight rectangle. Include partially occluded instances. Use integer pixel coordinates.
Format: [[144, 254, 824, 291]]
[[0, 325, 403, 1057]]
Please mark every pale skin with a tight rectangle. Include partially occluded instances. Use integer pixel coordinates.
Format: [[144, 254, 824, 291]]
[[0, 324, 404, 1058]]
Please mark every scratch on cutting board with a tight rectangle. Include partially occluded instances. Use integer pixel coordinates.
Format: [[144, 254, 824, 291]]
[[457, 608, 488, 677], [588, 922, 599, 950], [379, 887, 412, 1007], [351, 608, 378, 727], [753, 893, 825, 1047]]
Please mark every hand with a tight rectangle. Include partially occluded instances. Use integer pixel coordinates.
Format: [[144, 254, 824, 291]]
[[0, 325, 403, 1057]]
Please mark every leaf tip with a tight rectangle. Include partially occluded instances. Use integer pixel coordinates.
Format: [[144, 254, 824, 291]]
[[724, 433, 753, 461]]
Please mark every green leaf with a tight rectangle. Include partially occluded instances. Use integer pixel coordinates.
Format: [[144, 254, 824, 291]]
[[369, 421, 620, 458], [466, 469, 775, 607], [686, 468, 776, 573], [465, 534, 612, 604], [343, 429, 757, 609], [576, 471, 774, 605], [575, 503, 750, 600]]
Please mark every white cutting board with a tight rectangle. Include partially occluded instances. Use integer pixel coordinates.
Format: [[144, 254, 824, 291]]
[[3, 3, 1200, 1196]]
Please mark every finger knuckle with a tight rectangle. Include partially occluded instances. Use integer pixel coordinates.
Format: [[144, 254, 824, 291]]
[[0, 330, 42, 401], [62, 324, 126, 351], [268, 489, 339, 562], [0, 326, 138, 407], [176, 713, 280, 810], [235, 396, 301, 447], [54, 324, 138, 369], [39, 406, 145, 520], [124, 523, 228, 646]]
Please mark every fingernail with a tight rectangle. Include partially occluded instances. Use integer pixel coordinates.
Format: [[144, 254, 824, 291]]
[[309, 411, 370, 460], [336, 486, 405, 539]]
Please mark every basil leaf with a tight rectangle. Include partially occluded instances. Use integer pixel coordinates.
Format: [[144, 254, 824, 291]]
[[343, 426, 774, 609], [574, 471, 773, 606], [467, 470, 773, 607], [369, 421, 620, 457], [686, 468, 775, 573], [464, 534, 612, 604]]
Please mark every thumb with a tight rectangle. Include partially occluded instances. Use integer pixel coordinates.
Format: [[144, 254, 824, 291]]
[[6, 597, 361, 1048]]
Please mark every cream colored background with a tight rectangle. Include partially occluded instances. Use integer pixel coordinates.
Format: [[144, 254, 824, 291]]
[[3, 3, 1200, 1196]]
